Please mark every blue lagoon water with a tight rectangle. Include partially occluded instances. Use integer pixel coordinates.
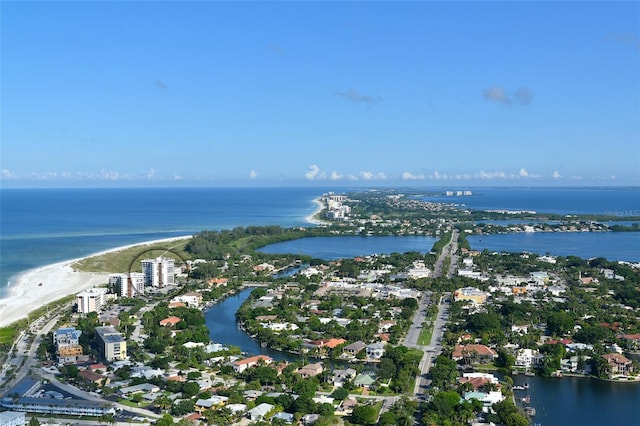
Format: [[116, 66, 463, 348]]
[[258, 236, 438, 259]]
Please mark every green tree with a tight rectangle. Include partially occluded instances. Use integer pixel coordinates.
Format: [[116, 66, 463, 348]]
[[156, 413, 174, 426], [351, 404, 377, 425]]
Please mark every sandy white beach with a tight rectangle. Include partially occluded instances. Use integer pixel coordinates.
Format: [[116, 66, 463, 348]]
[[0, 235, 192, 328], [305, 197, 329, 225]]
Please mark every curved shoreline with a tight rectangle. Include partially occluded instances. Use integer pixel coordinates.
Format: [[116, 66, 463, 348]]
[[0, 235, 193, 328], [304, 197, 329, 225], [0, 200, 324, 328]]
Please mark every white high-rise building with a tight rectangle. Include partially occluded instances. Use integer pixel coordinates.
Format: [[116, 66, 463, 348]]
[[76, 287, 108, 314], [109, 273, 145, 297], [141, 257, 175, 287]]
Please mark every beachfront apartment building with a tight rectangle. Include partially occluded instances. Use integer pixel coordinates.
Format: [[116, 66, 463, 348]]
[[109, 273, 145, 297], [141, 257, 175, 287], [94, 326, 127, 362], [76, 287, 108, 314]]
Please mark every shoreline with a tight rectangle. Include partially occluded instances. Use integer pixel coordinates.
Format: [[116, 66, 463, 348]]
[[1, 201, 323, 328], [0, 235, 192, 328], [304, 197, 329, 225]]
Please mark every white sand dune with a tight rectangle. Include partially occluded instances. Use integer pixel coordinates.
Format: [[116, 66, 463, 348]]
[[0, 236, 191, 328]]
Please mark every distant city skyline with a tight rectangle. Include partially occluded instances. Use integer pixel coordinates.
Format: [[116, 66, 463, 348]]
[[1, 1, 639, 187]]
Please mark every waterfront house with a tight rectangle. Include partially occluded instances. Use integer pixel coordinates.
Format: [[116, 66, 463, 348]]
[[171, 292, 203, 308], [458, 372, 499, 390], [232, 355, 273, 373], [366, 342, 385, 359], [514, 348, 544, 369], [207, 278, 228, 287], [602, 353, 634, 376], [463, 391, 504, 408], [343, 341, 366, 357]]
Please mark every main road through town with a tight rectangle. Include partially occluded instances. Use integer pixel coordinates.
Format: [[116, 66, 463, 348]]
[[404, 229, 458, 398]]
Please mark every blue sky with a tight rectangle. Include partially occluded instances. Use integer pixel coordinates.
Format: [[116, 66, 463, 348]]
[[1, 1, 639, 187]]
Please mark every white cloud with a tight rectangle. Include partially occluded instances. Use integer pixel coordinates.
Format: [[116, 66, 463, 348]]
[[100, 169, 120, 180], [402, 171, 425, 180], [2, 169, 15, 179], [304, 164, 327, 180], [570, 175, 583, 180], [483, 85, 534, 105], [518, 168, 529, 177], [431, 170, 447, 180], [360, 171, 387, 180], [329, 171, 343, 180], [552, 171, 562, 179], [249, 170, 258, 179], [479, 170, 507, 179], [346, 174, 359, 181], [483, 86, 510, 104], [336, 89, 383, 106], [146, 168, 157, 179]]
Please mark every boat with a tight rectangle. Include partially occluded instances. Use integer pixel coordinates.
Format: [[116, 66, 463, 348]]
[[513, 385, 526, 390], [521, 395, 531, 404], [525, 371, 535, 376], [525, 407, 536, 416], [524, 382, 529, 389]]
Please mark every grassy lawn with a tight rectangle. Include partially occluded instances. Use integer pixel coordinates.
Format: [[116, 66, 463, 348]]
[[0, 327, 18, 345], [73, 239, 190, 273], [417, 327, 433, 346]]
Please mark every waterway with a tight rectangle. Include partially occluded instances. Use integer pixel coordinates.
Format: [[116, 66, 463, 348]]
[[512, 374, 640, 425], [205, 288, 297, 362]]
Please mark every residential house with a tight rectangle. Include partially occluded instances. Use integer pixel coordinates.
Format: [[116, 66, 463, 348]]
[[232, 355, 273, 373], [602, 353, 634, 376], [271, 412, 294, 423], [159, 316, 182, 327], [246, 403, 274, 421], [365, 343, 385, 359], [296, 362, 324, 379], [452, 344, 498, 365], [514, 349, 543, 369], [353, 373, 376, 388], [330, 368, 357, 387], [195, 396, 229, 413], [343, 341, 366, 357], [302, 414, 320, 425]]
